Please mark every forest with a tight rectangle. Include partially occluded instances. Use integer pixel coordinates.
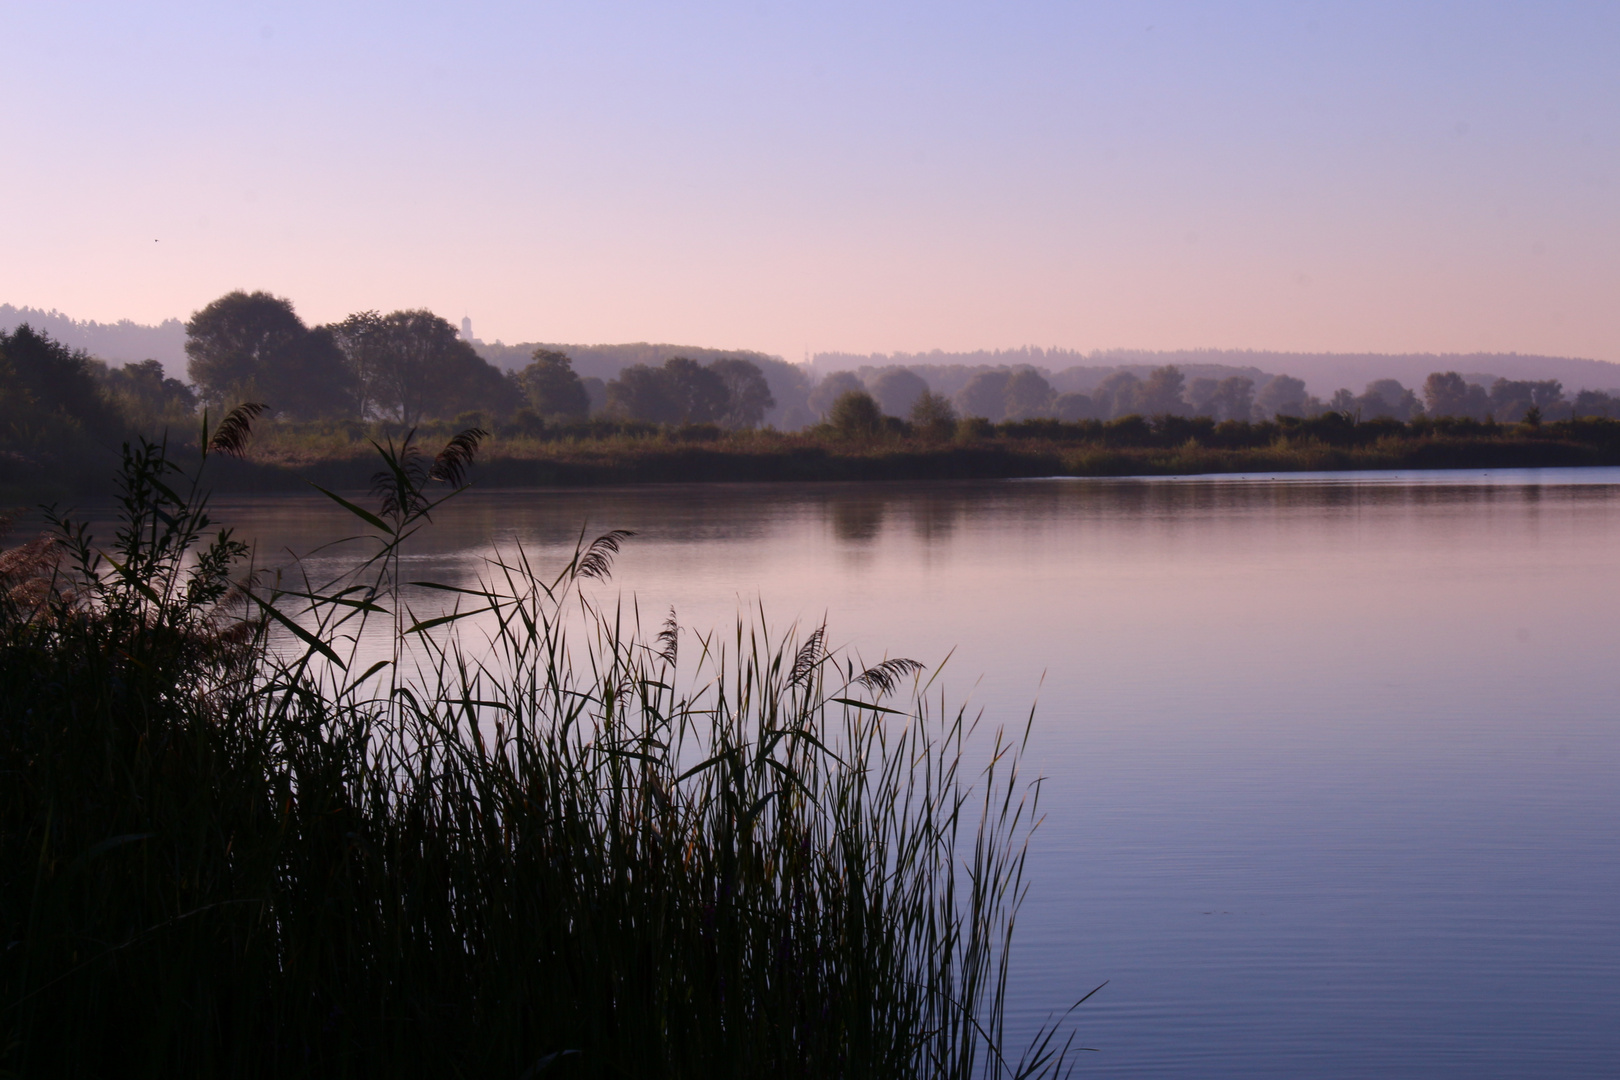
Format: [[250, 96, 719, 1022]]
[[7, 289, 1620, 500]]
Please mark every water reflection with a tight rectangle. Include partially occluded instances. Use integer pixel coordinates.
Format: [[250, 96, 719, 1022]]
[[63, 468, 1620, 1078]]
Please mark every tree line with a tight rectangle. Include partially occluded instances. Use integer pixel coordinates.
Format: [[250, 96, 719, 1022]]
[[9, 288, 1620, 471], [809, 364, 1620, 426]]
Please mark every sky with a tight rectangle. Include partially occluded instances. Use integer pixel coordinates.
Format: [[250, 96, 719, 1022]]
[[2, 1, 1617, 363]]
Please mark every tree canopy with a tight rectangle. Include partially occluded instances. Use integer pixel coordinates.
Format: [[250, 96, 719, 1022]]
[[185, 291, 355, 419], [605, 356, 773, 427], [517, 350, 591, 419]]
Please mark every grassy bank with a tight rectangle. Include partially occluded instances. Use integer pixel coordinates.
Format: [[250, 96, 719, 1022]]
[[10, 411, 1620, 502], [1, 425, 1084, 1078]]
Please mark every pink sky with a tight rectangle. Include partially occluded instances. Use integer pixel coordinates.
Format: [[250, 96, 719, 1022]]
[[3, 2, 1616, 362]]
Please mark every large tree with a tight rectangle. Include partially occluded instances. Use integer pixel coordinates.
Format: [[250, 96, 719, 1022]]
[[1137, 366, 1189, 416], [954, 370, 1012, 421], [605, 357, 733, 425], [518, 349, 590, 419], [1256, 374, 1308, 419], [357, 310, 518, 425], [1003, 369, 1055, 420], [185, 291, 356, 419], [708, 358, 776, 428], [605, 364, 678, 423], [1422, 371, 1489, 420]]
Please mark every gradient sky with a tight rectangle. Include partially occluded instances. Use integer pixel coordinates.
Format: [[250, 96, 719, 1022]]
[[3, 1, 1616, 362]]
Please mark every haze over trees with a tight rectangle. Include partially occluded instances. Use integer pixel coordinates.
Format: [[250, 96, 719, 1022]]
[[604, 356, 775, 428], [0, 304, 187, 372], [516, 350, 590, 420], [183, 292, 520, 424], [17, 298, 1620, 441]]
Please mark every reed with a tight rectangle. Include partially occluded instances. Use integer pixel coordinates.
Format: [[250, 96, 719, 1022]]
[[0, 416, 1087, 1078]]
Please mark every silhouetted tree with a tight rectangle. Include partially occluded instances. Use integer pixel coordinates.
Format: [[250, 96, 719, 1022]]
[[1256, 374, 1308, 418], [0, 324, 123, 436], [327, 310, 389, 419], [954, 370, 1012, 420], [1359, 379, 1421, 421], [606, 365, 678, 422], [1135, 366, 1187, 415], [1422, 371, 1490, 420], [1003, 369, 1055, 420], [1053, 392, 1097, 421], [186, 291, 355, 419], [808, 371, 865, 419], [1488, 378, 1565, 422], [661, 357, 730, 423], [362, 309, 517, 425], [708, 357, 776, 428], [518, 349, 590, 419], [99, 359, 198, 431], [1572, 389, 1620, 419], [826, 390, 884, 438], [870, 368, 929, 418], [1093, 371, 1142, 419], [908, 391, 957, 439]]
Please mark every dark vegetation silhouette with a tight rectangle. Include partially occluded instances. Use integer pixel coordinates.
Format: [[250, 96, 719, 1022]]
[[1, 416, 1093, 1078], [12, 290, 1620, 499]]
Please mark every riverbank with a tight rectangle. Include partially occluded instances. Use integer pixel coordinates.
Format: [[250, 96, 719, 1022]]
[[8, 414, 1620, 501]]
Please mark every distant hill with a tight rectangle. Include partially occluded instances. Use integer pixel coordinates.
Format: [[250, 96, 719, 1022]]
[[814, 347, 1620, 397], [472, 340, 784, 382], [0, 305, 187, 376]]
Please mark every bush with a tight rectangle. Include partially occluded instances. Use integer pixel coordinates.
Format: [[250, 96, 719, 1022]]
[[827, 390, 885, 440]]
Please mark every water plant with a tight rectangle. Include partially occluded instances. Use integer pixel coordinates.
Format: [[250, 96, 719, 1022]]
[[0, 414, 1089, 1077]]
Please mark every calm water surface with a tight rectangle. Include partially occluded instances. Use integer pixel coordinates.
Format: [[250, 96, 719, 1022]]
[[166, 469, 1620, 1076]]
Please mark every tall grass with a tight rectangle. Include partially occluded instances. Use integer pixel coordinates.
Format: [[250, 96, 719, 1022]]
[[1, 417, 1088, 1078]]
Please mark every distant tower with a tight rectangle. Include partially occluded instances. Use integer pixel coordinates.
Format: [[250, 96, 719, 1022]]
[[460, 316, 474, 342]]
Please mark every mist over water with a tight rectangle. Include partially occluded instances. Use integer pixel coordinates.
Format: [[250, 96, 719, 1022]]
[[130, 469, 1620, 1078]]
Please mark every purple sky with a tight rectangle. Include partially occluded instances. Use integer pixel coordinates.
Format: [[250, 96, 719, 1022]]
[[3, 1, 1616, 362]]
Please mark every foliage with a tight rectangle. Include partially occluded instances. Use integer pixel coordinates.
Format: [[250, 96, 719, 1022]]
[[323, 308, 518, 426], [605, 356, 773, 427], [709, 356, 777, 428], [870, 369, 929, 418], [827, 390, 886, 439], [185, 290, 356, 419], [910, 391, 958, 440], [0, 426, 1084, 1079], [97, 358, 199, 432], [517, 349, 591, 419], [809, 371, 866, 419], [0, 323, 123, 438]]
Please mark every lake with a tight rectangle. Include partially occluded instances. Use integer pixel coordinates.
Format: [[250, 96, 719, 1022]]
[[174, 468, 1620, 1077]]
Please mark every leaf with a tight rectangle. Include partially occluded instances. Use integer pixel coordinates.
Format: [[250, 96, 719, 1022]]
[[309, 483, 394, 535], [99, 552, 162, 606], [408, 581, 494, 596], [344, 659, 393, 693], [276, 589, 391, 615], [406, 608, 483, 635], [738, 791, 778, 831], [248, 594, 347, 669], [675, 747, 745, 783], [829, 697, 908, 716]]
